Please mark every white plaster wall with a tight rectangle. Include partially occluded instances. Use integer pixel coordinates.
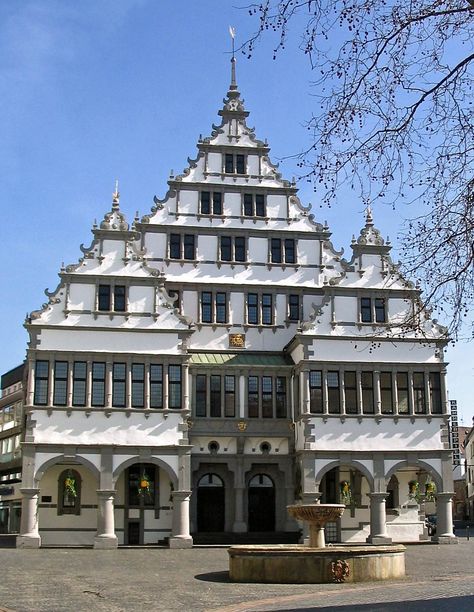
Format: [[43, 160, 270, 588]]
[[31, 410, 183, 447], [308, 418, 443, 452], [37, 329, 184, 354], [199, 235, 218, 261], [249, 237, 268, 262], [191, 437, 237, 454], [266, 194, 287, 218], [128, 286, 154, 313], [68, 284, 95, 311], [243, 437, 289, 454]]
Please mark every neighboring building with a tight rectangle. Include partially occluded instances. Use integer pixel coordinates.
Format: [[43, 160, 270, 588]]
[[452, 424, 470, 520], [16, 59, 456, 549], [464, 424, 474, 521], [0, 363, 25, 536]]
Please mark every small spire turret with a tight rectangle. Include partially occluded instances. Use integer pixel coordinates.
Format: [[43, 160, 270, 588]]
[[112, 179, 120, 208], [229, 26, 237, 91]]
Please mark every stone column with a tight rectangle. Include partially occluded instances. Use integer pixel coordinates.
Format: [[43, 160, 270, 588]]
[[94, 490, 118, 549], [435, 492, 456, 543], [367, 492, 392, 544], [169, 490, 193, 548], [301, 492, 322, 545], [233, 487, 246, 532], [16, 488, 41, 548]]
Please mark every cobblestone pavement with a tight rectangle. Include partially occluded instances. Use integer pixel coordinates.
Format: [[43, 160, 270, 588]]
[[1, 538, 474, 611]]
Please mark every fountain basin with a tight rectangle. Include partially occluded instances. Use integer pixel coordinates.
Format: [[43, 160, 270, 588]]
[[228, 544, 406, 583]]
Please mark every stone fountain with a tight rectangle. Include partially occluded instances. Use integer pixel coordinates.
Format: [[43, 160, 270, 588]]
[[228, 501, 406, 584]]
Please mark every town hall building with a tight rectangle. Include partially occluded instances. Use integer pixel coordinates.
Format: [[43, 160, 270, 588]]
[[16, 58, 456, 548]]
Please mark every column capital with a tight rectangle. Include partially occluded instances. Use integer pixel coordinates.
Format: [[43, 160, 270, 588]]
[[96, 489, 117, 497], [20, 487, 40, 496], [436, 492, 454, 501], [172, 490, 192, 501], [368, 492, 389, 501]]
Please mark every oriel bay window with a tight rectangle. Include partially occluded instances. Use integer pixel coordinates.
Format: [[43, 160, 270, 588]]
[[224, 375, 236, 417], [113, 363, 126, 407], [248, 376, 259, 417], [91, 362, 106, 407], [220, 236, 246, 262], [380, 372, 393, 414], [413, 372, 426, 414], [72, 362, 87, 406], [200, 191, 223, 215], [53, 361, 68, 406], [327, 371, 340, 414], [247, 375, 287, 418], [210, 375, 222, 417], [34, 360, 49, 405], [194, 374, 236, 417], [309, 370, 323, 413]]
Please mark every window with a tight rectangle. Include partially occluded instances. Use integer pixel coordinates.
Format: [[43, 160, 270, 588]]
[[288, 294, 300, 321], [127, 464, 156, 508], [210, 376, 221, 417], [220, 236, 246, 262], [262, 377, 273, 418], [53, 361, 68, 406], [247, 294, 273, 325], [413, 372, 426, 414], [360, 297, 386, 323], [361, 372, 374, 414], [276, 377, 287, 418], [34, 360, 49, 405], [200, 191, 223, 215], [195, 374, 207, 417], [72, 362, 87, 406], [150, 365, 163, 409], [270, 239, 296, 264], [430, 372, 442, 414], [131, 364, 145, 408], [98, 285, 126, 312], [225, 153, 245, 174], [224, 375, 236, 417], [169, 234, 196, 260], [243, 193, 266, 217], [381, 372, 393, 414], [168, 365, 182, 409], [58, 469, 81, 516], [200, 292, 228, 323], [327, 371, 340, 414], [248, 376, 259, 418], [112, 363, 126, 407], [397, 372, 409, 414], [309, 370, 323, 413], [344, 371, 358, 414], [91, 362, 106, 407]]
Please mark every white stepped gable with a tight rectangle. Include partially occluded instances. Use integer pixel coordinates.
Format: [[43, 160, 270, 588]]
[[27, 191, 192, 331], [141, 62, 327, 235], [299, 210, 448, 341]]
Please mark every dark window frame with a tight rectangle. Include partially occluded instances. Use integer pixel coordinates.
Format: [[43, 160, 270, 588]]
[[309, 370, 323, 414], [288, 294, 300, 321], [168, 365, 182, 409], [53, 361, 68, 406], [150, 365, 163, 409], [243, 193, 266, 217], [72, 361, 87, 407], [34, 360, 49, 406], [91, 362, 106, 407]]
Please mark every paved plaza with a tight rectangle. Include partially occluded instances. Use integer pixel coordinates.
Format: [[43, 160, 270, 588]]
[[2, 536, 474, 611]]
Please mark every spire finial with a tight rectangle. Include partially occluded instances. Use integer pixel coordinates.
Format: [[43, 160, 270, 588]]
[[229, 26, 237, 90], [365, 203, 373, 225], [112, 179, 120, 207]]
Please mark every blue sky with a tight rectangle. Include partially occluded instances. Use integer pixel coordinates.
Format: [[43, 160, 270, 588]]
[[1, 0, 472, 424]]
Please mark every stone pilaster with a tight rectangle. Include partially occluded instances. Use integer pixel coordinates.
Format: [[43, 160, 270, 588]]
[[16, 488, 41, 548], [169, 490, 193, 548], [94, 490, 118, 549]]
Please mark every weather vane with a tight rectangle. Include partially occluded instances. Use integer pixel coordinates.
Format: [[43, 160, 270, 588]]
[[229, 25, 236, 59]]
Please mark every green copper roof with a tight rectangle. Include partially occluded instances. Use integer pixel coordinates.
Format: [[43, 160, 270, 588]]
[[189, 353, 293, 366]]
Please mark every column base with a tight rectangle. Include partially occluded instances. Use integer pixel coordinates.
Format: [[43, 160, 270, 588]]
[[16, 535, 41, 549], [94, 535, 118, 549], [435, 535, 458, 544], [366, 535, 392, 545], [232, 522, 247, 533], [169, 536, 193, 549]]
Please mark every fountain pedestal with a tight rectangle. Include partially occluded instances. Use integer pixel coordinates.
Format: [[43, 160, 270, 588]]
[[228, 501, 406, 584]]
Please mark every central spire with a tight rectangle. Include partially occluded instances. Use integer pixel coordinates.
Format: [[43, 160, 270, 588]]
[[229, 25, 237, 91]]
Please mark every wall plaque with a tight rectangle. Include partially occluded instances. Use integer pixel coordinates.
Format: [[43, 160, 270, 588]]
[[229, 333, 245, 348]]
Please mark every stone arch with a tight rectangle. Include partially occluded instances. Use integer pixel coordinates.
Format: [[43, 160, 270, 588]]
[[191, 463, 234, 533], [314, 460, 375, 492], [34, 454, 100, 485], [113, 456, 178, 489], [384, 460, 443, 491]]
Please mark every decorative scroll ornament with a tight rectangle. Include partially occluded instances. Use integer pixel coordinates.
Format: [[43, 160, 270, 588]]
[[331, 560, 350, 583]]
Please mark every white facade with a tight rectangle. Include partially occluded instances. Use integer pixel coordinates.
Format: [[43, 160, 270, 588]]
[[17, 60, 456, 548]]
